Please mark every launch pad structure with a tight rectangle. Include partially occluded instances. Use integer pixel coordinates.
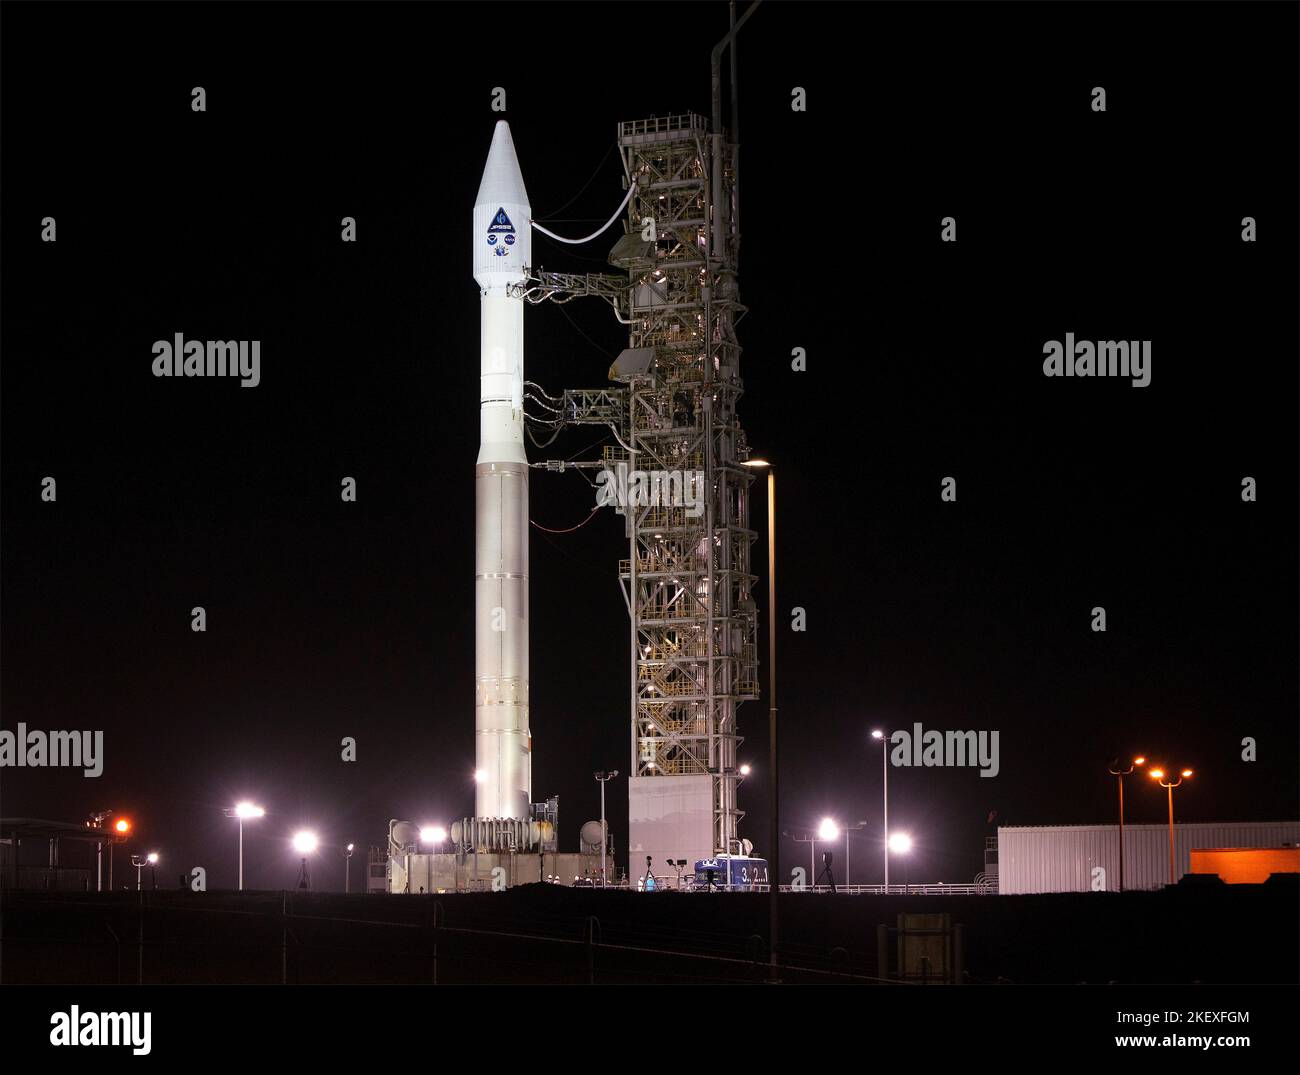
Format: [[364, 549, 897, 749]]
[[523, 106, 759, 874], [389, 8, 762, 890]]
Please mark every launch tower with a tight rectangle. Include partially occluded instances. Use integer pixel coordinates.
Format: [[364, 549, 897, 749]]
[[521, 106, 758, 872], [612, 114, 758, 866]]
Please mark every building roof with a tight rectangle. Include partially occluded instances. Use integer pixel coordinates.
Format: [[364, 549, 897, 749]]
[[0, 818, 118, 842]]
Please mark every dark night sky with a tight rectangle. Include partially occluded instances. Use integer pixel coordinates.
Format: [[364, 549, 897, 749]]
[[2, 1, 1296, 891]]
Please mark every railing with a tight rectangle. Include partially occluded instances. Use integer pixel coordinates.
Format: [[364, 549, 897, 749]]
[[619, 114, 707, 139], [2, 889, 902, 985], [783, 884, 994, 896], [626, 882, 995, 895], [2, 866, 94, 891]]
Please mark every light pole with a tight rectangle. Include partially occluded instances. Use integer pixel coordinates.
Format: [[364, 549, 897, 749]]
[[841, 820, 868, 888], [594, 770, 619, 887], [817, 818, 839, 888], [1149, 767, 1193, 884], [293, 830, 319, 890], [888, 832, 912, 894], [131, 852, 159, 891], [110, 817, 131, 890], [742, 458, 777, 977], [344, 843, 355, 893], [789, 830, 815, 879], [872, 729, 890, 892], [225, 802, 265, 892], [1107, 755, 1146, 892], [86, 810, 113, 892]]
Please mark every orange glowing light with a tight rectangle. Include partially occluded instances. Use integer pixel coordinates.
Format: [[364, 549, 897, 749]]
[[1148, 769, 1164, 780], [1133, 757, 1146, 766], [1181, 769, 1193, 778], [114, 819, 130, 833]]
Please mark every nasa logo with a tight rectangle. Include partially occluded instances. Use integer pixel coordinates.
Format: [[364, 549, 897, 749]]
[[487, 206, 516, 257]]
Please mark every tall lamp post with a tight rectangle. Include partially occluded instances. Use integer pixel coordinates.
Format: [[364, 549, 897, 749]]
[[1149, 767, 1193, 884], [344, 843, 355, 894], [742, 458, 777, 978], [131, 852, 159, 891], [293, 830, 319, 890], [789, 829, 815, 879], [871, 730, 890, 892], [594, 770, 619, 888], [842, 820, 868, 888], [110, 817, 131, 890], [817, 818, 839, 888], [889, 832, 913, 893], [86, 810, 113, 893], [225, 802, 265, 892], [1107, 755, 1145, 892]]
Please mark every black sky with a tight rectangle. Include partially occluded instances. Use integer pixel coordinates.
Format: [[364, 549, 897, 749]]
[[2, 1, 1296, 890]]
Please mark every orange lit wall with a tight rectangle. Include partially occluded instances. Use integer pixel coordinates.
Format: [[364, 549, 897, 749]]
[[1189, 847, 1300, 884]]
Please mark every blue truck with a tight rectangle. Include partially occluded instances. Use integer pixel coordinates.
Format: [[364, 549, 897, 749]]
[[693, 855, 769, 890]]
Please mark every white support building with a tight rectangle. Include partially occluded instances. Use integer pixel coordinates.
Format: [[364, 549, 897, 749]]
[[996, 821, 1300, 894]]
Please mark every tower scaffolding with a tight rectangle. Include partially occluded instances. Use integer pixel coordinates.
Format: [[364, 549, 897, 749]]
[[524, 110, 758, 869], [613, 112, 757, 862]]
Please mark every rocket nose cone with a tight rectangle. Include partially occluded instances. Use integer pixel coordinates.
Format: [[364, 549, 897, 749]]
[[475, 120, 530, 213]]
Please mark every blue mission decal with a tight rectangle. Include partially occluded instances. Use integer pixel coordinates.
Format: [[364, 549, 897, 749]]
[[486, 207, 517, 256]]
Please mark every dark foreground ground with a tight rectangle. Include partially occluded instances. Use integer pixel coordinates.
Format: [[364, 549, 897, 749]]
[[2, 879, 1295, 984]]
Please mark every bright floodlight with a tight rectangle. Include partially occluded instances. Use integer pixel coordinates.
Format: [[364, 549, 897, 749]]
[[146, 852, 159, 864], [292, 831, 319, 855], [234, 802, 265, 819], [739, 763, 751, 776], [818, 817, 840, 840], [1133, 756, 1146, 766], [419, 825, 439, 843], [741, 458, 770, 468], [346, 843, 355, 852], [1181, 769, 1193, 778], [473, 769, 487, 784], [888, 832, 913, 855], [871, 729, 884, 740], [114, 818, 130, 834], [1149, 768, 1164, 780], [432, 825, 448, 843]]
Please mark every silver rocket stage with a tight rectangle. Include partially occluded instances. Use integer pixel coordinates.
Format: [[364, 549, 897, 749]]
[[473, 121, 532, 824]]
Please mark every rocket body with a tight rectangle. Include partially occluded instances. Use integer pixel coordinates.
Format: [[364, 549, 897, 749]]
[[474, 121, 532, 821]]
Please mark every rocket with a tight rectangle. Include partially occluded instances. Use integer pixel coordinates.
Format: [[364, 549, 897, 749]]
[[473, 121, 532, 822]]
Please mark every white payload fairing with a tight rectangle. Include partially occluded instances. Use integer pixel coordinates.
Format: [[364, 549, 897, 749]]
[[473, 121, 532, 822]]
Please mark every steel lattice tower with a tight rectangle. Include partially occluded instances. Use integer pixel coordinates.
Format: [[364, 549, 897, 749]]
[[610, 114, 759, 860]]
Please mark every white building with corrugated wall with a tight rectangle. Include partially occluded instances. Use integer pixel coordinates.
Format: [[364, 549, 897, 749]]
[[996, 821, 1300, 893]]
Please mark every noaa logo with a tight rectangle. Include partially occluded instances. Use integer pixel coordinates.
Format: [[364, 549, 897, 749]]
[[486, 207, 516, 257]]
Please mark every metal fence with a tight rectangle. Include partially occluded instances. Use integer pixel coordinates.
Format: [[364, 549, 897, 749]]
[[0, 892, 912, 986], [628, 882, 993, 895]]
